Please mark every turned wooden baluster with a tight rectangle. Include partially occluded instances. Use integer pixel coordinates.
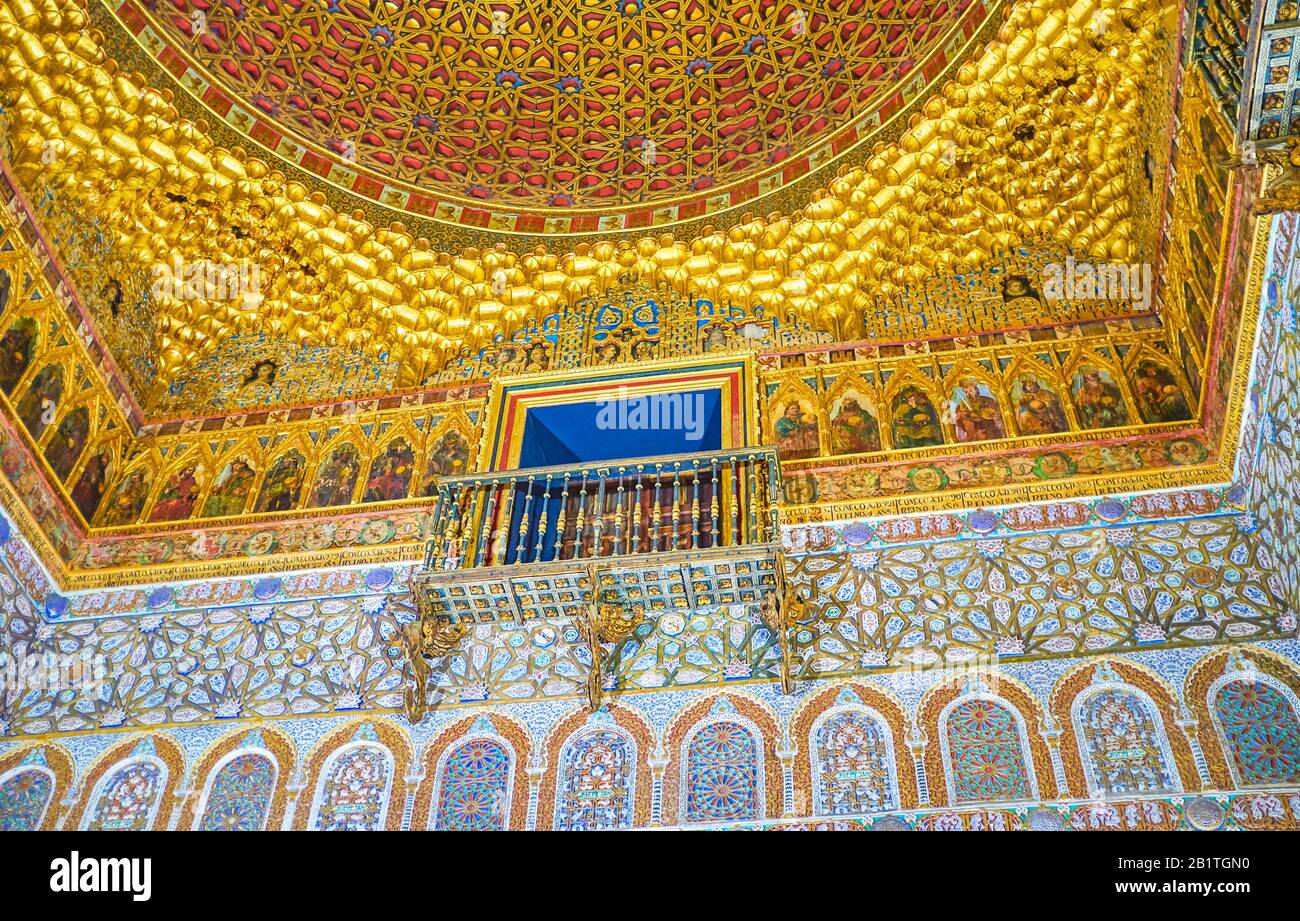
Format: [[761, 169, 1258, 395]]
[[431, 484, 453, 567], [532, 473, 553, 563], [689, 458, 701, 551], [458, 484, 476, 565], [613, 467, 627, 556], [459, 480, 479, 567], [513, 475, 535, 564], [765, 454, 780, 542], [435, 484, 451, 566], [574, 472, 590, 559], [709, 458, 721, 549], [495, 483, 517, 565], [632, 465, 645, 554], [745, 452, 759, 544], [454, 483, 474, 567], [425, 486, 445, 569], [558, 479, 575, 561], [566, 474, 579, 560], [593, 470, 608, 558], [733, 455, 743, 546], [753, 456, 767, 542], [476, 480, 499, 567], [670, 462, 683, 551], [651, 466, 665, 551]]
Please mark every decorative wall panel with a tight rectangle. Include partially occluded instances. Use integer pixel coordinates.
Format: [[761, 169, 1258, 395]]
[[1, 644, 1297, 830]]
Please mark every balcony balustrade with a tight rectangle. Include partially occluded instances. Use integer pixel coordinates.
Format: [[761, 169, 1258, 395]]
[[424, 447, 781, 572]]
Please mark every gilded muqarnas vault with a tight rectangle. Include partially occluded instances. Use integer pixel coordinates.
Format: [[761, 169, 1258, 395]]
[[0, 0, 1297, 832]]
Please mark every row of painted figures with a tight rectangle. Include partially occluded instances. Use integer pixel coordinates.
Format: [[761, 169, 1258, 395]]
[[3, 655, 1298, 831], [89, 429, 472, 527], [0, 270, 480, 524], [0, 334, 476, 526], [771, 360, 1194, 460]]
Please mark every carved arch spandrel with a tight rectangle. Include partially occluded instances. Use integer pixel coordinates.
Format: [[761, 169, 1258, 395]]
[[1049, 658, 1199, 798], [291, 718, 413, 831], [917, 671, 1057, 807], [535, 701, 654, 830], [788, 680, 918, 813], [413, 710, 533, 831], [661, 691, 782, 824], [64, 733, 186, 831], [179, 724, 298, 831]]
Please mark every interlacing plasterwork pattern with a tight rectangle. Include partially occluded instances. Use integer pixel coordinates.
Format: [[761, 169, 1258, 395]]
[[783, 516, 1282, 676], [0, 508, 1287, 737]]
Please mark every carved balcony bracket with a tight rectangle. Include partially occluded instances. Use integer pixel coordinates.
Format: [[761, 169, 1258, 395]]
[[399, 584, 469, 724], [575, 563, 647, 713], [1252, 140, 1300, 214], [760, 550, 810, 695]]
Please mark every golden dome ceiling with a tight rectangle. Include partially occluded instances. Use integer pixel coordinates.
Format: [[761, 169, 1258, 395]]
[[128, 0, 993, 231], [0, 0, 1173, 395]]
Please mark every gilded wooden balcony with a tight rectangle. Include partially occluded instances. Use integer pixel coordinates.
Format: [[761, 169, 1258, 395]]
[[425, 447, 780, 571], [415, 447, 784, 625]]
